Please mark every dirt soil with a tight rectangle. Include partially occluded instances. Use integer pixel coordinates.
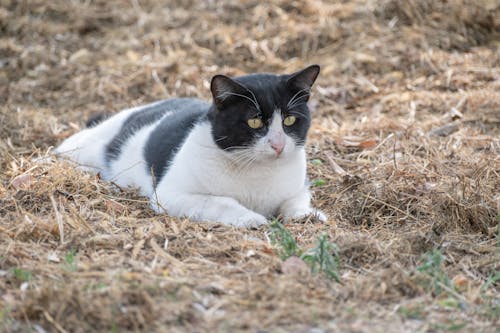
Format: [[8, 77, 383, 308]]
[[1, 0, 499, 332]]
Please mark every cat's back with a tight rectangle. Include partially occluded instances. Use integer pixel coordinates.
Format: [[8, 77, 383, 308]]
[[106, 98, 209, 163], [105, 97, 210, 191], [55, 98, 209, 178], [142, 98, 210, 181]]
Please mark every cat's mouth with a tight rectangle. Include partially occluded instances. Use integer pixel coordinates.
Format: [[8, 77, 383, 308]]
[[262, 146, 289, 161]]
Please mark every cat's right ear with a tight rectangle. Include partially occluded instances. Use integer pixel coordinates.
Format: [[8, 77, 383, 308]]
[[210, 75, 249, 107]]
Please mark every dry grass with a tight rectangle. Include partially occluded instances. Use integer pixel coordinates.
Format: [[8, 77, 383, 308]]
[[1, 0, 499, 332]]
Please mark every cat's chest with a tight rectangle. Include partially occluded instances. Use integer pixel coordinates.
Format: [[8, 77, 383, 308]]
[[195, 154, 306, 215]]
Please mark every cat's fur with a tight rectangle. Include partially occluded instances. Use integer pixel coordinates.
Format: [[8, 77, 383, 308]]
[[54, 65, 326, 228]]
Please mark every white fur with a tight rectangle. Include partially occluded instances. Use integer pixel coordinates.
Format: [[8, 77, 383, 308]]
[[107, 123, 157, 196], [54, 101, 164, 173], [55, 105, 326, 228]]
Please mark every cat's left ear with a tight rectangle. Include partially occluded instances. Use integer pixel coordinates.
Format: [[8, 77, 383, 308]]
[[286, 65, 321, 92]]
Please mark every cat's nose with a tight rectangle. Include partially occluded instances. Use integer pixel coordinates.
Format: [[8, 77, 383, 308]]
[[271, 142, 284, 155]]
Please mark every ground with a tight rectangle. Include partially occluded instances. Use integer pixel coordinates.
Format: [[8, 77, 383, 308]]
[[1, 0, 499, 332]]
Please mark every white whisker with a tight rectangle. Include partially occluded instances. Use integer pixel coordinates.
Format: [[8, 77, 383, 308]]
[[219, 92, 261, 111], [287, 88, 310, 109], [288, 96, 309, 110]]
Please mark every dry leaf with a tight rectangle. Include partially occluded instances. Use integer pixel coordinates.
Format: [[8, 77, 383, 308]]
[[10, 174, 33, 190], [104, 199, 125, 213], [452, 274, 470, 290], [338, 137, 378, 149], [358, 139, 378, 149]]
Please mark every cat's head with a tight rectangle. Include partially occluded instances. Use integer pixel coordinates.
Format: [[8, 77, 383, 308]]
[[208, 65, 320, 162]]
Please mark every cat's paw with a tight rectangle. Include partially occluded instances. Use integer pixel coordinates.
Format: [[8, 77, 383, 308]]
[[283, 208, 327, 223], [312, 209, 328, 222], [32, 155, 53, 165], [232, 212, 268, 229]]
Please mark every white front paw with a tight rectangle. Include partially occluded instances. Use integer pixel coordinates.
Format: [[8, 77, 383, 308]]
[[284, 208, 327, 223], [232, 212, 268, 228], [313, 209, 328, 222]]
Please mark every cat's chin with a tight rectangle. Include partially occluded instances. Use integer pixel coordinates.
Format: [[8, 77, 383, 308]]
[[257, 150, 296, 163]]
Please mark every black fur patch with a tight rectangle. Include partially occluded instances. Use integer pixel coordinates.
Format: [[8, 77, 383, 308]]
[[144, 99, 210, 183], [85, 113, 110, 128], [105, 101, 173, 164]]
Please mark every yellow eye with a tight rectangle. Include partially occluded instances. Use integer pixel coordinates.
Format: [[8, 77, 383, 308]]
[[247, 118, 263, 129], [283, 115, 296, 126]]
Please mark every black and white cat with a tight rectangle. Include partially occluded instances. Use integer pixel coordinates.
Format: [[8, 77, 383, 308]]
[[54, 65, 326, 228]]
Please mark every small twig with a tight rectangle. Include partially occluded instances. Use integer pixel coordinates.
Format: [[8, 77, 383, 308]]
[[50, 195, 64, 244], [393, 135, 398, 170], [436, 281, 468, 303], [325, 151, 351, 177], [427, 121, 461, 137], [149, 238, 183, 266], [66, 204, 96, 235], [362, 194, 418, 222], [152, 69, 169, 97], [43, 311, 69, 333]]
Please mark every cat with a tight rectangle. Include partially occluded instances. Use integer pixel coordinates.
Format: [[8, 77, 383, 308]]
[[54, 65, 326, 228]]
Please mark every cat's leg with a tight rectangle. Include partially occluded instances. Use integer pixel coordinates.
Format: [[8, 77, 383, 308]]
[[151, 193, 268, 228], [280, 187, 327, 222]]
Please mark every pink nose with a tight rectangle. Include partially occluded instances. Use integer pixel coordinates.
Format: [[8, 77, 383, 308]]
[[271, 142, 284, 155]]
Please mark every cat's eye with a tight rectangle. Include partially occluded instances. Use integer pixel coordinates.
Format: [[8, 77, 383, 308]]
[[247, 118, 263, 129], [283, 115, 296, 126]]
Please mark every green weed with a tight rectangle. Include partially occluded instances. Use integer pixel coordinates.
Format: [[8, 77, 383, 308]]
[[12, 267, 32, 282], [481, 272, 500, 292], [110, 322, 119, 333], [0, 306, 13, 329], [417, 249, 453, 296], [398, 305, 425, 319], [268, 220, 341, 282], [430, 321, 467, 332], [480, 272, 500, 320], [311, 179, 326, 187], [63, 249, 78, 272], [497, 214, 500, 247], [268, 220, 301, 260], [301, 233, 341, 282]]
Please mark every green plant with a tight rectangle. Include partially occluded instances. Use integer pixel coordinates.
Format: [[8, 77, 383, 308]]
[[63, 249, 78, 272], [497, 214, 500, 247], [268, 221, 341, 282], [430, 321, 467, 332], [481, 272, 500, 292], [398, 305, 425, 319], [301, 233, 341, 282], [0, 306, 13, 329], [268, 220, 301, 260], [480, 272, 500, 320], [110, 322, 119, 333], [417, 249, 453, 296], [311, 179, 326, 187], [12, 268, 32, 282]]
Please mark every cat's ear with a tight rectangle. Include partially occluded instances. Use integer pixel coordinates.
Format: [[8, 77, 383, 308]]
[[286, 65, 320, 92], [210, 75, 250, 107]]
